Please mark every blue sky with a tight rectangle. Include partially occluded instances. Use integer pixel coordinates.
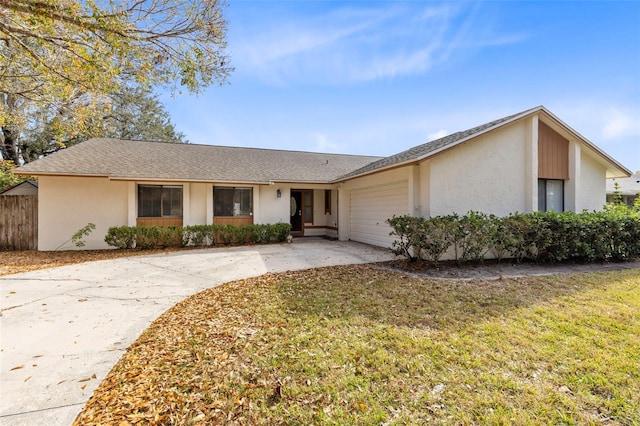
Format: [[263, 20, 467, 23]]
[[161, 1, 640, 172]]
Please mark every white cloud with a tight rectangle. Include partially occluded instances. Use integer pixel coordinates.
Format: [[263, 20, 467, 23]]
[[311, 132, 343, 154], [427, 129, 449, 141], [230, 3, 527, 85], [602, 108, 638, 140]]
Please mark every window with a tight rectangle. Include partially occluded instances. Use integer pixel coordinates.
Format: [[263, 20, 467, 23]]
[[303, 190, 313, 224], [214, 187, 253, 216], [324, 190, 331, 214], [538, 179, 564, 212], [138, 185, 183, 217]]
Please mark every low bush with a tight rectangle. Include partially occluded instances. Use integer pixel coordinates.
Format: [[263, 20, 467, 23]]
[[387, 208, 640, 264], [105, 223, 292, 250]]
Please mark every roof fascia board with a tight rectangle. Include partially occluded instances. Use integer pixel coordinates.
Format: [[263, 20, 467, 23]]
[[331, 159, 419, 183], [109, 176, 273, 185], [12, 170, 108, 178]]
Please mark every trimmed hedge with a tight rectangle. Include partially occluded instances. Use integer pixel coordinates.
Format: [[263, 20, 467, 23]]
[[105, 223, 291, 249], [387, 208, 640, 264]]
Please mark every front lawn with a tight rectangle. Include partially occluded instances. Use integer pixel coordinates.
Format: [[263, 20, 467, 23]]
[[75, 266, 640, 425]]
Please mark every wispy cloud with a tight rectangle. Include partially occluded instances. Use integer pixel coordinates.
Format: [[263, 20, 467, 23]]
[[230, 3, 527, 85], [428, 129, 450, 141], [602, 108, 639, 140]]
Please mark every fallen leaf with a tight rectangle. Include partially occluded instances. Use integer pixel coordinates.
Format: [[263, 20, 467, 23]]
[[10, 365, 24, 371]]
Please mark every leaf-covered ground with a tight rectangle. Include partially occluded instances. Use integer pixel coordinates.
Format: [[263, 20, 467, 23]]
[[0, 248, 191, 276], [74, 265, 640, 425]]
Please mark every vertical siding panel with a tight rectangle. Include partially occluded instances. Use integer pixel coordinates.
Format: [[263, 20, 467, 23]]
[[538, 122, 569, 179]]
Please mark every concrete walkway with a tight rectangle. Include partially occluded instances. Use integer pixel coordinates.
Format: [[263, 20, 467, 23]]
[[0, 239, 395, 426]]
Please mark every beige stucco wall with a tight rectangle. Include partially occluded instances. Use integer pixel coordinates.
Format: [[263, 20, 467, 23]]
[[430, 121, 528, 217], [38, 176, 129, 250], [37, 179, 338, 250], [188, 183, 209, 225], [579, 151, 607, 211], [257, 184, 290, 224]]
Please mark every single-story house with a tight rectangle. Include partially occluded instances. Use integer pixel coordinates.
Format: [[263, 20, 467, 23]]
[[0, 180, 38, 196], [606, 172, 640, 208], [15, 105, 631, 251]]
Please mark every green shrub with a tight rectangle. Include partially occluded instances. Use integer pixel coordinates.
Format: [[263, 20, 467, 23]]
[[455, 211, 494, 263], [105, 223, 292, 249], [105, 226, 136, 249], [387, 209, 640, 264], [415, 215, 457, 264], [387, 215, 422, 261]]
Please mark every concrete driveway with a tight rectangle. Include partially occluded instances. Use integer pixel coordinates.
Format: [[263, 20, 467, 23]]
[[0, 239, 394, 425]]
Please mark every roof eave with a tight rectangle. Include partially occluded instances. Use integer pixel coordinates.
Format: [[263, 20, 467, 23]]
[[333, 159, 420, 182], [13, 170, 109, 178]]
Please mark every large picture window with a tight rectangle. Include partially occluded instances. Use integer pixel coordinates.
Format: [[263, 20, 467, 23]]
[[214, 187, 253, 217], [138, 185, 183, 217], [538, 179, 564, 212]]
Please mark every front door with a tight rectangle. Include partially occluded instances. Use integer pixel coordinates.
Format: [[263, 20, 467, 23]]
[[290, 190, 303, 235], [290, 190, 312, 236]]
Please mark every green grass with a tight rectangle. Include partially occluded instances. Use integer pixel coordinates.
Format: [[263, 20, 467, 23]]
[[76, 266, 640, 425]]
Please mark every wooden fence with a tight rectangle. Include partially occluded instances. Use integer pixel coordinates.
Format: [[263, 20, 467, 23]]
[[0, 195, 38, 250]]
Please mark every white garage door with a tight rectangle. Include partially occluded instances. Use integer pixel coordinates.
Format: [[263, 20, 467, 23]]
[[350, 181, 409, 248]]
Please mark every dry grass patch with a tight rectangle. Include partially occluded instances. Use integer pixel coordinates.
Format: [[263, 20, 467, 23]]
[[75, 266, 640, 425]]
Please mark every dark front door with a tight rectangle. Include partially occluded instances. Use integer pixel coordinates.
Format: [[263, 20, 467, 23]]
[[290, 190, 303, 235]]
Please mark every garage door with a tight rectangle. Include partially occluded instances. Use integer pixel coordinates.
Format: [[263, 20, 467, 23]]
[[350, 181, 409, 248]]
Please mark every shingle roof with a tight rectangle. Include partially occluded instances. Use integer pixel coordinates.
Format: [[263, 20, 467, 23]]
[[15, 138, 383, 183], [16, 106, 630, 183], [338, 108, 535, 180], [0, 180, 38, 195]]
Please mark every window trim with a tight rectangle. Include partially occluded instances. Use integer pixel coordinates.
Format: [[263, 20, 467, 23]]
[[137, 184, 183, 218]]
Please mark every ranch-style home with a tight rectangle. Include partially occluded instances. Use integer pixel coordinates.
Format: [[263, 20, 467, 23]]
[[15, 105, 631, 251]]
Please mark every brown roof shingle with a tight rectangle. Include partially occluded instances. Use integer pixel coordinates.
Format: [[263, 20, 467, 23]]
[[15, 138, 383, 183]]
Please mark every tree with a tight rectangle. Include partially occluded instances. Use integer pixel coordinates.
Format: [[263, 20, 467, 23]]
[[100, 87, 188, 143], [0, 159, 32, 190], [1, 0, 231, 162], [23, 86, 187, 161]]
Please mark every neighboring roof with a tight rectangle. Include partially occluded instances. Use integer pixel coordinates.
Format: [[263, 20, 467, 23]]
[[0, 180, 38, 195], [14, 139, 382, 184], [339, 106, 631, 180], [606, 172, 640, 196]]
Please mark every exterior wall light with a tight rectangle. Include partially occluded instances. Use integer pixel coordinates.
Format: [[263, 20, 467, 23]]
[[276, 189, 282, 198]]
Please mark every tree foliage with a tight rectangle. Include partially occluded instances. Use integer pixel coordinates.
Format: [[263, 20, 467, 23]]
[[21, 86, 187, 162], [1, 0, 231, 162], [0, 159, 34, 190]]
